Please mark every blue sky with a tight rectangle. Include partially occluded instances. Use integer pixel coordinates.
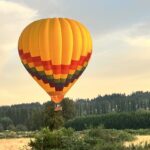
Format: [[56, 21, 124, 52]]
[[1, 0, 150, 105]]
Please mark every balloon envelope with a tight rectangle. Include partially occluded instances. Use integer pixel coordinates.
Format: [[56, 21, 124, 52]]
[[18, 18, 92, 103]]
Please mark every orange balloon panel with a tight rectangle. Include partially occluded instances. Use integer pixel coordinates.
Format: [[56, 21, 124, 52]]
[[18, 18, 92, 103]]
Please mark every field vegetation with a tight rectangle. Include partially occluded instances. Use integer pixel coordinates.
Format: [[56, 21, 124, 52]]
[[1, 91, 150, 149]]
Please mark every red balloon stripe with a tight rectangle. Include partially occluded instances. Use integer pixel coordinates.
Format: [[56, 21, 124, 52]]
[[19, 50, 91, 74]]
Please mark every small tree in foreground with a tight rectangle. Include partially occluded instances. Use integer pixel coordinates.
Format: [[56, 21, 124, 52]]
[[29, 127, 91, 150], [43, 101, 64, 130]]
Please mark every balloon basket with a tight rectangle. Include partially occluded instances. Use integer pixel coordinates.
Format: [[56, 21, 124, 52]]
[[54, 104, 62, 111]]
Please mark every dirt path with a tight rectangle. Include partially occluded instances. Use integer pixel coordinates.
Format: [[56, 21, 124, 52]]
[[124, 135, 150, 147], [0, 138, 31, 150]]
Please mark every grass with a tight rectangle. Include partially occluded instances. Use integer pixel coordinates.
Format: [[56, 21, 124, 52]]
[[125, 129, 150, 135], [0, 129, 150, 150], [0, 131, 36, 139]]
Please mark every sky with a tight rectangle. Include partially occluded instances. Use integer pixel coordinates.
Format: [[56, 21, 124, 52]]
[[1, 0, 150, 105]]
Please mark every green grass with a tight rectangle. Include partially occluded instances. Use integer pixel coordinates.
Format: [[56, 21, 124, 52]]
[[1, 128, 150, 149], [124, 129, 150, 135], [29, 127, 136, 150], [0, 130, 36, 139]]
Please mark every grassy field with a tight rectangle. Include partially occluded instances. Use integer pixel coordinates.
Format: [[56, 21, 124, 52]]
[[124, 135, 150, 147], [0, 136, 150, 150], [0, 129, 150, 150]]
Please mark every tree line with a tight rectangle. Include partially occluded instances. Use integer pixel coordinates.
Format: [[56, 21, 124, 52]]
[[75, 91, 150, 116], [0, 91, 150, 131], [0, 98, 75, 131], [65, 111, 150, 130]]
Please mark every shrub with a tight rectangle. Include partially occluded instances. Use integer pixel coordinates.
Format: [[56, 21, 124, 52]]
[[30, 127, 136, 150], [30, 127, 91, 150], [7, 124, 16, 131], [88, 127, 134, 142], [16, 124, 27, 131]]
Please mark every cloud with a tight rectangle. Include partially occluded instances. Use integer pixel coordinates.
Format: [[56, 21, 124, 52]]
[[9, 0, 150, 36], [0, 0, 38, 67], [93, 22, 150, 75], [9, 0, 64, 18], [1, 0, 150, 104], [0, 1, 41, 104], [0, 0, 37, 68]]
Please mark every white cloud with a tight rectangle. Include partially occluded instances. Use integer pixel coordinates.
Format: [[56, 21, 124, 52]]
[[92, 22, 150, 78], [1, 0, 150, 104], [0, 1, 42, 104], [0, 0, 37, 68]]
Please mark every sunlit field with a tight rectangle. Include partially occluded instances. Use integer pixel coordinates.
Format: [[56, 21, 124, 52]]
[[0, 138, 31, 150], [124, 135, 150, 147]]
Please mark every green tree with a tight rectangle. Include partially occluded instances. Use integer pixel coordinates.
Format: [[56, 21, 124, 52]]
[[26, 110, 43, 130], [43, 101, 64, 130], [0, 117, 13, 130], [61, 98, 76, 120], [0, 123, 4, 131]]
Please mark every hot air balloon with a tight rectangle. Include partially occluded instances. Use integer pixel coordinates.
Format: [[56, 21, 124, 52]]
[[18, 18, 92, 110]]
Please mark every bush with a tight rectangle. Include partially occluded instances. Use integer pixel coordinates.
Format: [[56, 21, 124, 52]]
[[30, 127, 136, 150], [88, 127, 134, 142], [16, 124, 27, 131], [7, 124, 16, 131], [30, 127, 91, 150]]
